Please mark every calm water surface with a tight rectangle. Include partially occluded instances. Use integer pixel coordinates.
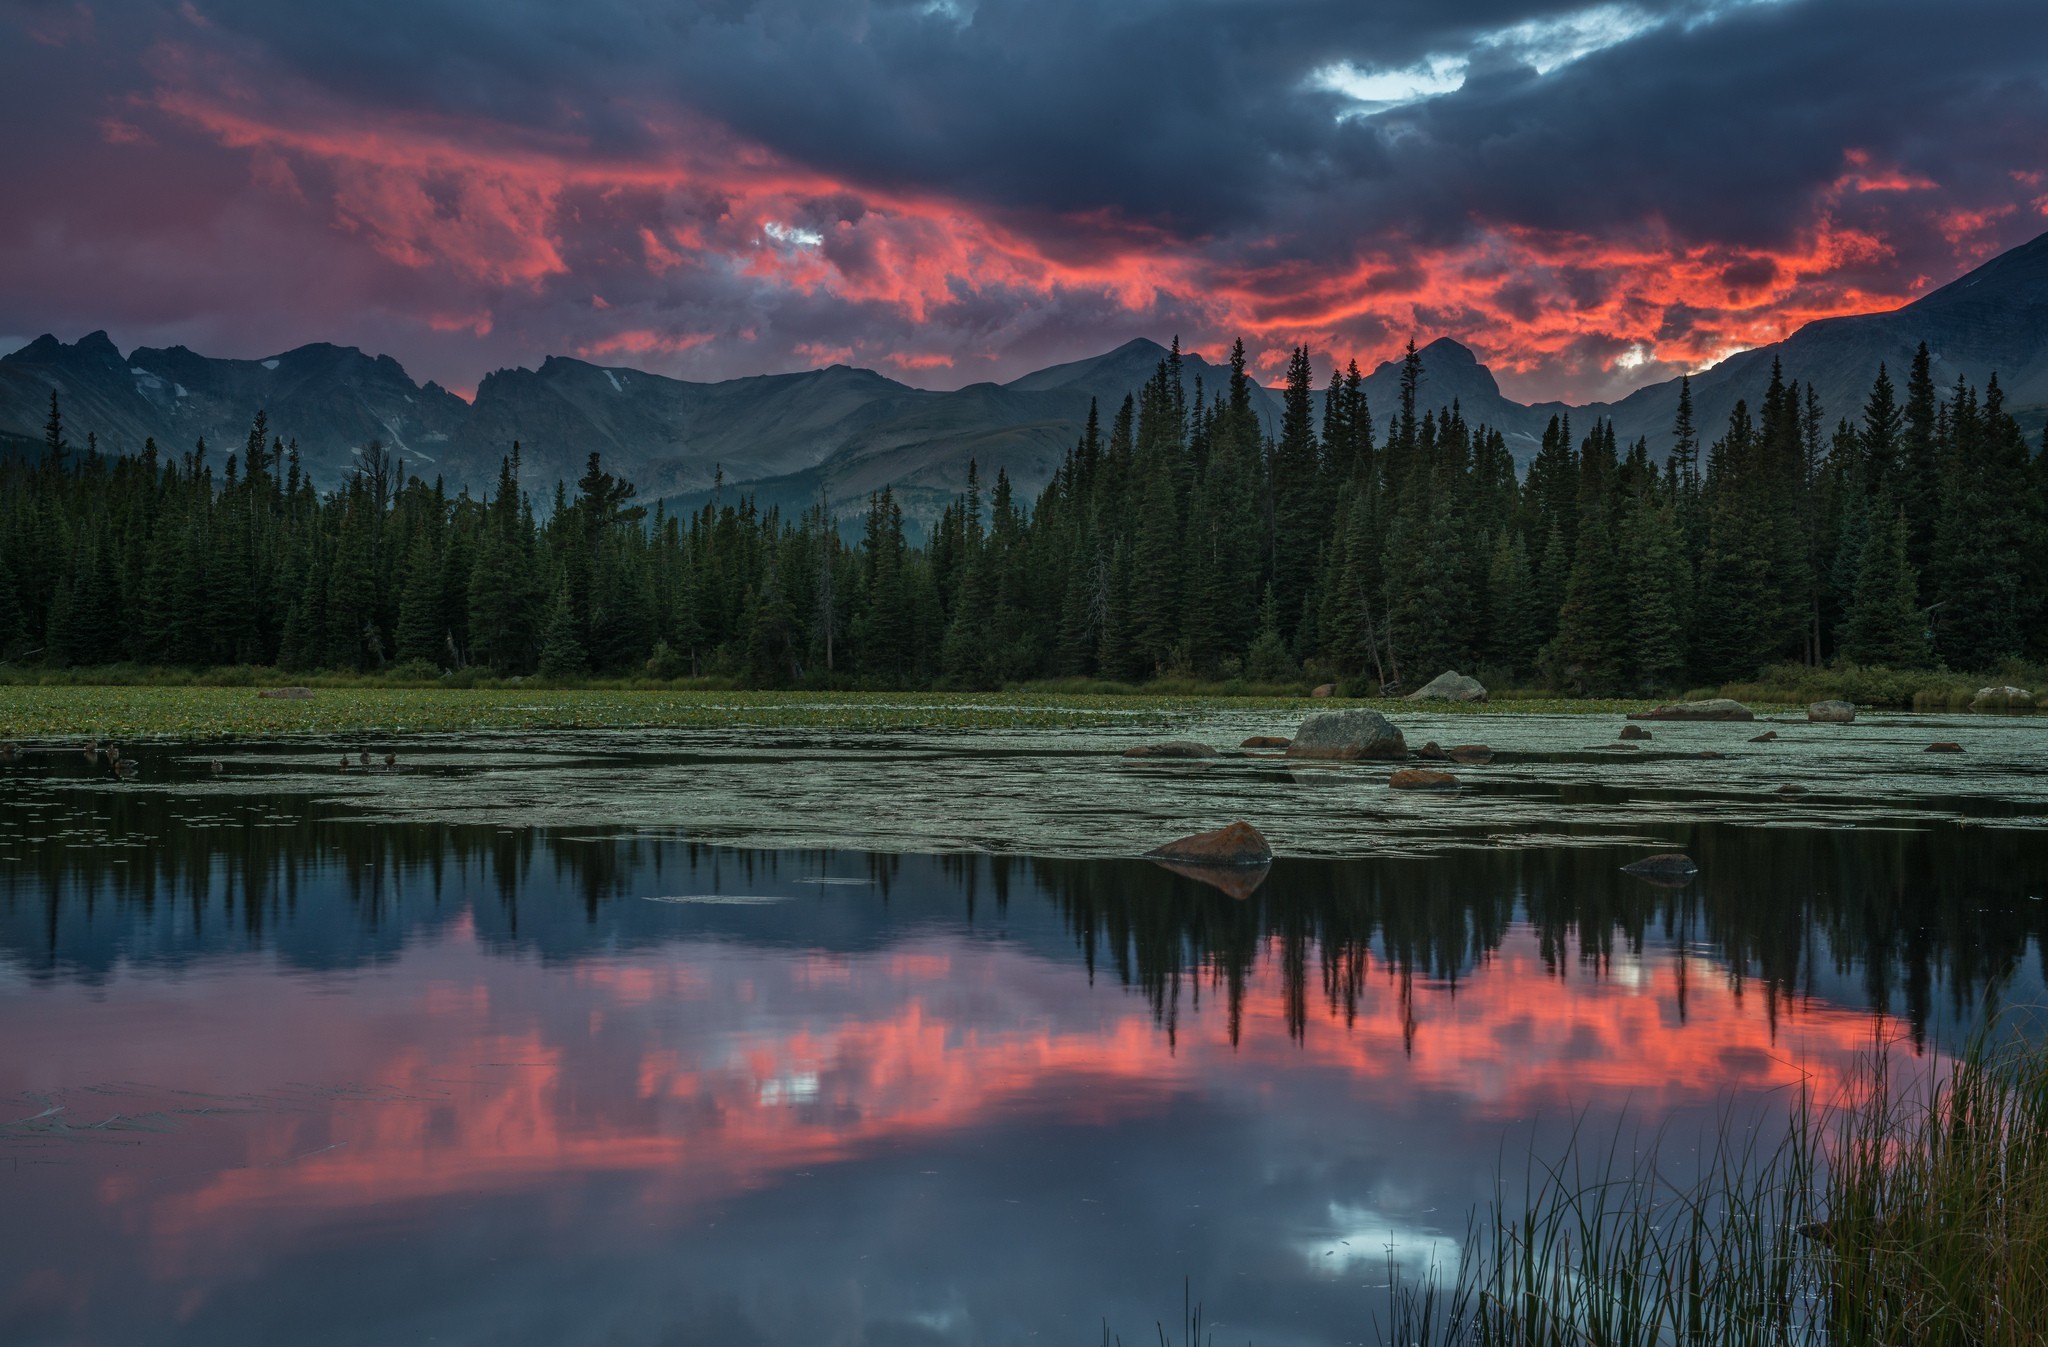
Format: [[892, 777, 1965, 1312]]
[[2, 712, 2046, 1346]]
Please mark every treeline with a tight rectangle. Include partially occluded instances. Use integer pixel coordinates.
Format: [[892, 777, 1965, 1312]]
[[2, 339, 2044, 690]]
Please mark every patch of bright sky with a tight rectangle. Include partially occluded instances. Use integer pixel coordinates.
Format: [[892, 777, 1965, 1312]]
[[763, 221, 824, 248], [1313, 0, 1796, 115]]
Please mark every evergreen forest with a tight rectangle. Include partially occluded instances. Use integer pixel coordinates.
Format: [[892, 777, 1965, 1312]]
[[3, 339, 2044, 694]]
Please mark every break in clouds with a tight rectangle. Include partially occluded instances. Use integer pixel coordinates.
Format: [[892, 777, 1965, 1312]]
[[3, 0, 2047, 399]]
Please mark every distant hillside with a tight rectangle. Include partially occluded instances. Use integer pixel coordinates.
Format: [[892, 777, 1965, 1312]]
[[5, 229, 2045, 521], [0, 332, 468, 483]]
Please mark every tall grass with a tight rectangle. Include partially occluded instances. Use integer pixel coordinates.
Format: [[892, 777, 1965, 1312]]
[[1380, 1024, 2048, 1345]]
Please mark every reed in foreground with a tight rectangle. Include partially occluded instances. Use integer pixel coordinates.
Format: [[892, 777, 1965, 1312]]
[[1382, 1027, 2048, 1346], [1364, 1024, 2048, 1345]]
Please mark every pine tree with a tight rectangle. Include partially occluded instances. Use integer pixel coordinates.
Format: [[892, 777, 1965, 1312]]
[[1841, 506, 1928, 667], [393, 528, 445, 666], [538, 575, 588, 677]]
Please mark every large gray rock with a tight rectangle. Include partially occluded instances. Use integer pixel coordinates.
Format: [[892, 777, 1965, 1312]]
[[1626, 698, 1754, 722], [1406, 670, 1488, 703], [1284, 710, 1407, 761], [1808, 699, 1856, 723]]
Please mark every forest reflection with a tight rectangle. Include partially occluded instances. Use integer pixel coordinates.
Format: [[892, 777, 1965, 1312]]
[[3, 783, 2040, 1051]]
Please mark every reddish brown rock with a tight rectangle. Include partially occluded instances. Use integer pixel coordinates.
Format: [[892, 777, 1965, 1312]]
[[1618, 725, 1651, 740], [1447, 744, 1493, 764], [1239, 735, 1291, 750], [1389, 768, 1459, 790], [1926, 741, 1965, 753], [1750, 730, 1778, 742], [1145, 821, 1273, 867], [1415, 741, 1451, 761]]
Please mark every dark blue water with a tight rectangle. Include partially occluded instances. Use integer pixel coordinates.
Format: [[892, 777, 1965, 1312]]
[[3, 727, 2046, 1346]]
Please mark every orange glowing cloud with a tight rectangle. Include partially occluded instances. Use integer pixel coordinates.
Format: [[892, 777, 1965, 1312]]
[[138, 50, 2016, 397]]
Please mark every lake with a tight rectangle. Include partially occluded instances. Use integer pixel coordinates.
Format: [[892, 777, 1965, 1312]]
[[3, 710, 2045, 1346]]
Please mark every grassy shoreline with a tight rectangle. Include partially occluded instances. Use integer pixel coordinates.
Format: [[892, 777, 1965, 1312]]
[[0, 659, 2038, 737], [0, 684, 1678, 739]]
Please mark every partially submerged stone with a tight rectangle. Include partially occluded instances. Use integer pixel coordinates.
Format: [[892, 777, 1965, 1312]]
[[1447, 744, 1492, 764], [1145, 821, 1273, 867], [1618, 725, 1651, 740], [1808, 699, 1856, 723], [1627, 698, 1754, 722], [1389, 767, 1458, 790], [1415, 741, 1450, 761], [1152, 859, 1272, 900], [1285, 709, 1406, 761], [1122, 741, 1219, 759], [1750, 730, 1778, 742], [259, 686, 315, 700], [1240, 735, 1291, 750], [1622, 853, 1698, 880], [1406, 670, 1488, 703], [1777, 783, 1808, 795], [1926, 741, 1965, 753]]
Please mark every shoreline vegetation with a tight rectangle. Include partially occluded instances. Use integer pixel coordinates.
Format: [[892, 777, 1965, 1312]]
[[5, 341, 2044, 710], [0, 660, 2041, 738], [1151, 1027, 2048, 1347]]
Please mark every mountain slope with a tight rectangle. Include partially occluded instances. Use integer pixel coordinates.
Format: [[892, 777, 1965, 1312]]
[[0, 332, 469, 480], [5, 228, 2045, 517]]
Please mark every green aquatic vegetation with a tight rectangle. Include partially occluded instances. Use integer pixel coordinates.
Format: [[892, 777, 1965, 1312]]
[[0, 685, 1671, 738]]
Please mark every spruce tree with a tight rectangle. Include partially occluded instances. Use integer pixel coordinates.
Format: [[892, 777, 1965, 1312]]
[[538, 575, 588, 677], [1841, 506, 1928, 667]]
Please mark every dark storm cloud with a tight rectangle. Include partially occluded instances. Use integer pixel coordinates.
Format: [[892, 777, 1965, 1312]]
[[2, 0, 2044, 398]]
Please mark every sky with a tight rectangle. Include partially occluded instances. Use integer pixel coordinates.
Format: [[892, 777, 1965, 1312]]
[[3, 0, 2046, 402]]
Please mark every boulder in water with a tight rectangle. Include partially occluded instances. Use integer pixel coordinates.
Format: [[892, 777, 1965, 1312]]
[[1146, 820, 1273, 867], [1622, 853, 1698, 885], [1285, 710, 1407, 761], [1389, 767, 1458, 790], [1406, 671, 1488, 703], [1619, 725, 1651, 740], [1750, 730, 1778, 742], [1971, 686, 2034, 712], [1447, 744, 1493, 764], [1627, 698, 1754, 722], [1925, 741, 1964, 753], [1123, 741, 1218, 759], [1240, 735, 1291, 750], [1808, 699, 1856, 723]]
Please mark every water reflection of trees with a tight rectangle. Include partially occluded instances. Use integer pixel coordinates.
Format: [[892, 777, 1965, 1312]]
[[1026, 821, 2048, 1050], [2, 784, 2042, 1044]]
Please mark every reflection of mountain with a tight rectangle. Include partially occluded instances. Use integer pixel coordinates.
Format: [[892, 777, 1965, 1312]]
[[3, 789, 2041, 1042]]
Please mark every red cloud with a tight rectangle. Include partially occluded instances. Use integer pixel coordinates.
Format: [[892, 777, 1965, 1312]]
[[139, 54, 2023, 399]]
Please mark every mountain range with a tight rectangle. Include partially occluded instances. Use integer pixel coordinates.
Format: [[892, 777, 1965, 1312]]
[[7, 229, 2046, 524]]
